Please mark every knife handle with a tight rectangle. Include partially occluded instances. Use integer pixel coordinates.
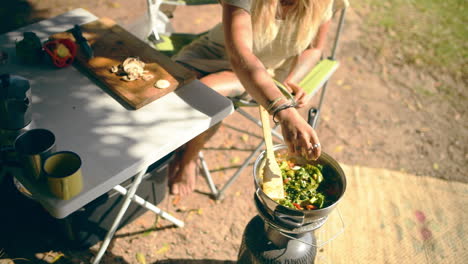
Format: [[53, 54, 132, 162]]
[[72, 25, 86, 41]]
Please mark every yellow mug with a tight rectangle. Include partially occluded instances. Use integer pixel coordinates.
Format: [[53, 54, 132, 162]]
[[43, 151, 83, 200]]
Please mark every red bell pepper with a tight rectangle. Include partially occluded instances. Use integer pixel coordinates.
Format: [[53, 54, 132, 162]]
[[43, 39, 77, 68]]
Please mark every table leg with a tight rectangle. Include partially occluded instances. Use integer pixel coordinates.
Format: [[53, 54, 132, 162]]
[[113, 185, 184, 227], [91, 169, 145, 264]]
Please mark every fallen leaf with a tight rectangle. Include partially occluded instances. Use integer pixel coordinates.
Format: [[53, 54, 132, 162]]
[[241, 134, 249, 142], [416, 101, 423, 110], [108, 2, 121, 8], [155, 243, 171, 254], [334, 145, 344, 153], [197, 208, 203, 215], [172, 196, 180, 206], [136, 253, 146, 264], [230, 156, 240, 164], [153, 215, 161, 226], [187, 209, 200, 219], [142, 228, 154, 237], [222, 139, 234, 148], [403, 99, 417, 111], [36, 251, 64, 263], [336, 79, 344, 86], [433, 163, 439, 170], [322, 115, 331, 122], [343, 85, 352, 90]]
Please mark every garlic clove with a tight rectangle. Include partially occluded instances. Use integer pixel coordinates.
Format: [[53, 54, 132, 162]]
[[155, 79, 170, 89]]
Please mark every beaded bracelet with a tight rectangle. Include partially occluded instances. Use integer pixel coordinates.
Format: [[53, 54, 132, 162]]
[[272, 103, 296, 124], [269, 97, 296, 114], [266, 96, 286, 113]]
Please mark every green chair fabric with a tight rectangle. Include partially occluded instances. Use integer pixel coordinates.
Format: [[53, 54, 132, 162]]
[[154, 33, 202, 57]]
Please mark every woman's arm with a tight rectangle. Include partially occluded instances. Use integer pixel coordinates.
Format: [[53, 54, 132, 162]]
[[222, 4, 284, 108], [282, 20, 331, 107], [222, 3, 321, 160]]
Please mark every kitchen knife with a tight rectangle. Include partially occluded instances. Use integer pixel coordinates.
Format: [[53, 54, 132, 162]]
[[71, 24, 94, 59]]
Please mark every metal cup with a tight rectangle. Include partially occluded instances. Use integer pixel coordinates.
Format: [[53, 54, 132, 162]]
[[43, 151, 83, 200], [1, 128, 56, 181]]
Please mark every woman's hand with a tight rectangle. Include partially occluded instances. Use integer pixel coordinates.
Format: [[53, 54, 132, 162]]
[[284, 81, 306, 108], [276, 107, 321, 160]]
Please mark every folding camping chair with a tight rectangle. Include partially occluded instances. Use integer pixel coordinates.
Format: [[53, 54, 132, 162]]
[[143, 0, 218, 45], [144, 0, 349, 200]]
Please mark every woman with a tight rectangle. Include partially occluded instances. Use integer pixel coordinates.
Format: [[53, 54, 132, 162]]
[[170, 0, 346, 196]]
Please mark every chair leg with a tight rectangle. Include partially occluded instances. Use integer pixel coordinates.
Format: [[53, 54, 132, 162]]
[[307, 108, 320, 129], [199, 108, 286, 200], [146, 0, 173, 44], [236, 108, 283, 141], [198, 105, 287, 199], [214, 139, 265, 199], [198, 138, 265, 200], [199, 151, 219, 198]]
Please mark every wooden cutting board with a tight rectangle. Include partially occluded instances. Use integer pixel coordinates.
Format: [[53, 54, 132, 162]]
[[54, 18, 196, 110]]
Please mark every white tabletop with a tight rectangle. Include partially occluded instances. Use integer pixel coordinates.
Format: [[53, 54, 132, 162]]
[[0, 9, 233, 218]]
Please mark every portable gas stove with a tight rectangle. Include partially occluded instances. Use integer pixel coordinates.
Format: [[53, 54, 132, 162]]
[[238, 145, 346, 264]]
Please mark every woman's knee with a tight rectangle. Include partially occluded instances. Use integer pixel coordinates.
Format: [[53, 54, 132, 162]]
[[200, 71, 244, 97]]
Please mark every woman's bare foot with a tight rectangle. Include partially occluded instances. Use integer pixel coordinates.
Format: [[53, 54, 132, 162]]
[[169, 159, 197, 196], [168, 123, 222, 197]]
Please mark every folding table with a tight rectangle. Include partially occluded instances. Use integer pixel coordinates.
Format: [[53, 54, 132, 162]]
[[0, 8, 233, 264]]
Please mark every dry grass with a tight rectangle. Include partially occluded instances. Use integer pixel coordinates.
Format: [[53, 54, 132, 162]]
[[356, 0, 467, 82]]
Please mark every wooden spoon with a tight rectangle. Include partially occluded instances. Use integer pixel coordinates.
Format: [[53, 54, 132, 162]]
[[259, 105, 285, 200]]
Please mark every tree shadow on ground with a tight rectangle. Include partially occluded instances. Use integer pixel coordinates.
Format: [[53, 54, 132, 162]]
[[0, 173, 129, 264], [0, 0, 50, 34]]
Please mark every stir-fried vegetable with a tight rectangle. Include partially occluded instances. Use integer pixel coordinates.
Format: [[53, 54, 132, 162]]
[[276, 159, 326, 210]]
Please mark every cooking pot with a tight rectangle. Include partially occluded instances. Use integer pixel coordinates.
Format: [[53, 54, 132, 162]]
[[253, 145, 346, 229]]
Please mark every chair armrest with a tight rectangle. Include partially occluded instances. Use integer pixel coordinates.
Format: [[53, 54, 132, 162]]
[[299, 59, 340, 97], [231, 59, 339, 108]]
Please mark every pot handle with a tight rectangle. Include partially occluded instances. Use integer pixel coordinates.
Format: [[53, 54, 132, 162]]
[[273, 206, 305, 228], [279, 207, 345, 248]]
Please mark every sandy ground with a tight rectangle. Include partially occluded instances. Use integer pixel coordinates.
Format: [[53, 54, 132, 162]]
[[0, 1, 466, 264]]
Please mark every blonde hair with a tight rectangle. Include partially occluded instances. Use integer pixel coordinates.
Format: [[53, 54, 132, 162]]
[[251, 0, 331, 54]]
